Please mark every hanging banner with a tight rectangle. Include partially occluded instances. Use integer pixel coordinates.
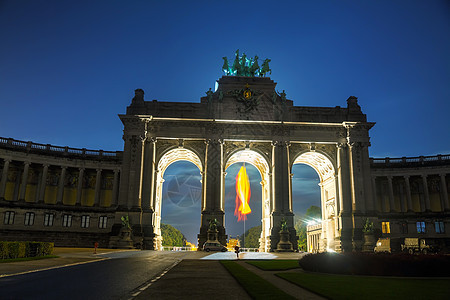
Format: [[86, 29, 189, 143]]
[[235, 165, 251, 221]]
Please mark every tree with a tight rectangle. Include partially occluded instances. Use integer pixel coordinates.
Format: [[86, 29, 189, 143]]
[[295, 205, 321, 251], [161, 223, 186, 247], [240, 225, 262, 248]]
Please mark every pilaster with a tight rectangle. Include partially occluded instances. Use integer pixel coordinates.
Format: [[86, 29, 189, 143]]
[[38, 164, 49, 203], [422, 174, 431, 212], [440, 174, 449, 211], [94, 168, 102, 206], [76, 167, 84, 206], [0, 158, 11, 199], [18, 161, 31, 202], [56, 166, 67, 205]]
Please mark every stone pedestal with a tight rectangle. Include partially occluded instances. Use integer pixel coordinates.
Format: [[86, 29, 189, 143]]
[[206, 229, 219, 243], [362, 233, 376, 252], [109, 228, 134, 249], [276, 230, 293, 252]]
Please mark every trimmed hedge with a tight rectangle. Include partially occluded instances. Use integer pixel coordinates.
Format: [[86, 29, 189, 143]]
[[0, 241, 54, 259], [299, 252, 450, 277]]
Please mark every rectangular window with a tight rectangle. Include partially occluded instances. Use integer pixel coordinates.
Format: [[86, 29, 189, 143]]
[[62, 214, 72, 227], [435, 221, 445, 234], [400, 222, 408, 234], [3, 211, 15, 225], [98, 216, 108, 229], [24, 212, 35, 226], [382, 221, 390, 234], [417, 221, 426, 233], [44, 213, 54, 227], [81, 215, 90, 228]]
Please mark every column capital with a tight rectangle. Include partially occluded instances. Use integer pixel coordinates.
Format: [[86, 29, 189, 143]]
[[403, 175, 410, 179], [421, 174, 428, 179], [114, 168, 120, 174], [42, 163, 50, 168], [387, 175, 393, 180], [96, 168, 102, 172], [3, 158, 12, 163], [78, 167, 85, 171], [23, 161, 31, 166], [439, 173, 447, 178]]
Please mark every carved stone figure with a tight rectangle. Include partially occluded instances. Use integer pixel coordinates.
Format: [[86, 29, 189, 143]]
[[222, 57, 230, 76], [260, 59, 271, 77]]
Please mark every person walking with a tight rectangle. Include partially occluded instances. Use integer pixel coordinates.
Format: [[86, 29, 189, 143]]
[[234, 245, 240, 259]]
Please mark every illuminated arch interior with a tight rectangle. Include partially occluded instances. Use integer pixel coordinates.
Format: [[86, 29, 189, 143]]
[[292, 151, 337, 252], [154, 147, 203, 250], [157, 148, 203, 174], [293, 151, 334, 182], [225, 149, 271, 252]]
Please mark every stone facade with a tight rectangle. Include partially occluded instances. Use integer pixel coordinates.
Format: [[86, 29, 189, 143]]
[[1, 76, 449, 251]]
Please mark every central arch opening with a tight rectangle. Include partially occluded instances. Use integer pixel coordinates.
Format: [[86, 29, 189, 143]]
[[224, 149, 271, 251]]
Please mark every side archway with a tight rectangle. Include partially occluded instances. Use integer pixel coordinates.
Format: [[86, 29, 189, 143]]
[[153, 147, 203, 250], [291, 151, 338, 252]]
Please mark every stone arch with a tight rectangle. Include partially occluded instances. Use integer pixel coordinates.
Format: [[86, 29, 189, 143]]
[[291, 150, 338, 252], [224, 149, 272, 252], [153, 147, 203, 250]]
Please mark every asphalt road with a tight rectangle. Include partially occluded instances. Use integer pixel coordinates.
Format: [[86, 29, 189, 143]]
[[0, 251, 194, 300]]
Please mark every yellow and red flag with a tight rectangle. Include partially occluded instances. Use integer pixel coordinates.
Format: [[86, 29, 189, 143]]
[[235, 165, 251, 221]]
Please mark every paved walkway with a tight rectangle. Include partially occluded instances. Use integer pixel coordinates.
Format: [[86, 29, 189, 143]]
[[0, 248, 324, 299]]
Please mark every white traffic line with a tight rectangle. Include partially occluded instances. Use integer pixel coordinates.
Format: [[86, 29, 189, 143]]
[[127, 259, 182, 299], [0, 257, 109, 278]]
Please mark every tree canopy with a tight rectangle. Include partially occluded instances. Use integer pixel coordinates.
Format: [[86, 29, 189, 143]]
[[161, 223, 186, 247], [240, 225, 262, 248], [295, 205, 321, 251]]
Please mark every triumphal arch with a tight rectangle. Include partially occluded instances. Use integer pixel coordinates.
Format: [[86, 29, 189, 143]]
[[118, 53, 375, 252]]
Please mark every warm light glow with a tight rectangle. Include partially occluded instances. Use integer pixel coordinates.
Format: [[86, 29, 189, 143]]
[[235, 165, 251, 221]]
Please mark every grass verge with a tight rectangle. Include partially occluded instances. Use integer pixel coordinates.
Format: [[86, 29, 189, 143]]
[[0, 255, 58, 263], [276, 272, 450, 300], [246, 260, 300, 271], [221, 261, 295, 299]]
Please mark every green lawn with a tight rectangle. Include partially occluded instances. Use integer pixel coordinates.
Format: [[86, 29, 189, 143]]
[[277, 272, 450, 300], [0, 255, 58, 263], [221, 261, 295, 300], [246, 259, 300, 270]]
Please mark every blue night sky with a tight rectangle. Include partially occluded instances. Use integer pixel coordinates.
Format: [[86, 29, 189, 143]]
[[1, 1, 449, 243]]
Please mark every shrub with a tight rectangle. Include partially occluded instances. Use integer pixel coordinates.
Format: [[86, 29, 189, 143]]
[[298, 252, 450, 277], [0, 241, 54, 259]]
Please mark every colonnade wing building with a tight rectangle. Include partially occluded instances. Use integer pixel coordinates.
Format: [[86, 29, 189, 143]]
[[1, 75, 449, 252]]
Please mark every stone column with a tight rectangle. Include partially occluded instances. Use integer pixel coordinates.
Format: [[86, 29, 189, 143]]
[[337, 143, 352, 252], [398, 182, 405, 212], [56, 166, 67, 204], [38, 164, 49, 203], [371, 176, 378, 212], [141, 138, 156, 211], [112, 169, 120, 206], [422, 175, 431, 211], [76, 168, 85, 205], [18, 161, 31, 201], [94, 168, 102, 206], [440, 174, 449, 211], [0, 158, 11, 199], [204, 139, 222, 212], [404, 175, 413, 212], [387, 176, 396, 212], [272, 141, 289, 213]]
